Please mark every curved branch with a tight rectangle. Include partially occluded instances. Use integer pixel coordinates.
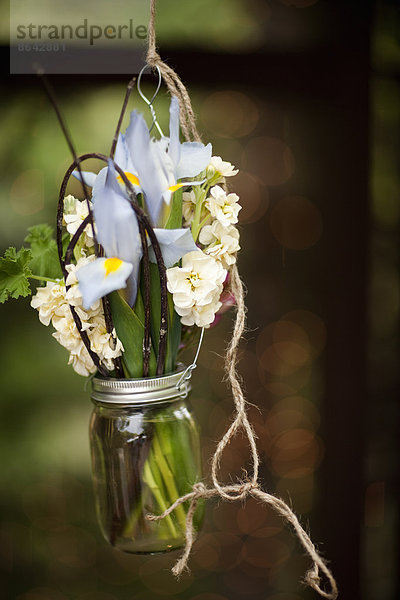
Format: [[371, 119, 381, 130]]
[[59, 152, 169, 376]]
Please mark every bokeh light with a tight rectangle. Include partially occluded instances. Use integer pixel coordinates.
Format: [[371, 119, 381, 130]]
[[243, 137, 295, 185], [234, 170, 268, 224], [241, 536, 293, 569], [265, 395, 321, 437], [237, 502, 283, 536], [257, 320, 312, 376], [201, 91, 259, 138], [269, 428, 322, 478], [270, 195, 323, 250], [192, 532, 242, 572], [281, 310, 327, 358]]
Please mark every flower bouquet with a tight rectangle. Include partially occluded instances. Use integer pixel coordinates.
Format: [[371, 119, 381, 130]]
[[0, 85, 241, 552]]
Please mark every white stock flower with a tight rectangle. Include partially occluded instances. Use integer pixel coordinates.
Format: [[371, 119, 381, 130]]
[[182, 190, 209, 228], [68, 345, 97, 377], [65, 255, 102, 313], [199, 221, 240, 268], [89, 318, 124, 370], [31, 255, 124, 376], [207, 156, 239, 184], [63, 195, 95, 248], [167, 250, 226, 328], [30, 281, 67, 325], [182, 190, 196, 226], [205, 185, 241, 227]]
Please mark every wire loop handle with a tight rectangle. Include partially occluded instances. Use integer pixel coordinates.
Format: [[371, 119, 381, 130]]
[[137, 64, 164, 136], [175, 328, 205, 391]]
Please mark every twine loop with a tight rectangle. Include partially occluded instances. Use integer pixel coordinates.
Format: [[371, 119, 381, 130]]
[[143, 3, 338, 598]]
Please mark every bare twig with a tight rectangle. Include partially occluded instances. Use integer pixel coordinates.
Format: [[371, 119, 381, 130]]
[[110, 76, 137, 160]]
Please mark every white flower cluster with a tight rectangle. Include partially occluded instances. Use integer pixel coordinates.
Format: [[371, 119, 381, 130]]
[[167, 251, 227, 328], [207, 155, 239, 184], [63, 194, 95, 249], [31, 255, 124, 376], [167, 157, 240, 328], [201, 184, 241, 267]]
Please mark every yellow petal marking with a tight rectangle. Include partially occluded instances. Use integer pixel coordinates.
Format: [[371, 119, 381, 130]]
[[116, 172, 140, 186], [168, 182, 185, 193], [104, 257, 123, 277]]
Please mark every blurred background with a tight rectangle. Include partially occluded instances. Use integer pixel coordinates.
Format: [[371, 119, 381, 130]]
[[0, 0, 399, 599]]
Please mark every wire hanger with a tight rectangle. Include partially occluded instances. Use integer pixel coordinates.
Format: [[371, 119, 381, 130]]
[[137, 64, 164, 137]]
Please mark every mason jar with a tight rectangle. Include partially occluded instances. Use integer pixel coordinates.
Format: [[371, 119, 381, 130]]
[[89, 366, 203, 554]]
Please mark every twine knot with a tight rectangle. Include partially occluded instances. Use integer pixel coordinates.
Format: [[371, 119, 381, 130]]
[[192, 482, 208, 496], [239, 480, 258, 494], [305, 567, 323, 591]]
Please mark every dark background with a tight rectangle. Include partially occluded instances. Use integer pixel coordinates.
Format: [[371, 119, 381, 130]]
[[0, 1, 399, 599]]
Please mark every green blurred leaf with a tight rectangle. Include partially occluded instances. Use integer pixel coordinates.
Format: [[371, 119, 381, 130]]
[[0, 247, 32, 303], [25, 224, 62, 279], [108, 290, 156, 378]]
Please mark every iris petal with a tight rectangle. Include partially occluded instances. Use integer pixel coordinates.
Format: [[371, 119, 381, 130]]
[[92, 160, 142, 305], [150, 228, 198, 268], [71, 170, 97, 188], [125, 111, 170, 225], [76, 256, 133, 310], [176, 142, 212, 180]]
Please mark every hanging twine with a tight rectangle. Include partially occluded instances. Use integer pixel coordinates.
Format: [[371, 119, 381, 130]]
[[145, 3, 338, 598], [146, 0, 201, 143]]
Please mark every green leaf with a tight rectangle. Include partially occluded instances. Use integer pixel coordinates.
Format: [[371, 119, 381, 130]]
[[165, 188, 183, 229], [25, 224, 62, 279], [165, 293, 182, 374], [0, 247, 32, 303], [62, 231, 71, 257], [148, 262, 162, 354], [108, 290, 157, 378], [147, 264, 181, 374], [134, 287, 146, 325]]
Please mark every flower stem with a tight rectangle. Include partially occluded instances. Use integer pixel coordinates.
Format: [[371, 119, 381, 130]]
[[191, 187, 207, 242], [28, 274, 61, 284], [152, 429, 187, 532], [142, 459, 178, 538]]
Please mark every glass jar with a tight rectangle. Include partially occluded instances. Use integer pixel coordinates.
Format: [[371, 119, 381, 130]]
[[89, 366, 203, 554]]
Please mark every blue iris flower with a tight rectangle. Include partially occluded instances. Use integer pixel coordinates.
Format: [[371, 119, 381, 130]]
[[74, 97, 209, 309]]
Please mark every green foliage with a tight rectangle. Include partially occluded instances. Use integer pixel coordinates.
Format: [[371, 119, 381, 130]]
[[165, 188, 183, 229], [108, 290, 157, 378], [148, 262, 162, 353], [146, 263, 181, 374], [165, 293, 181, 374], [164, 188, 184, 372], [0, 247, 33, 303], [24, 224, 62, 279]]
